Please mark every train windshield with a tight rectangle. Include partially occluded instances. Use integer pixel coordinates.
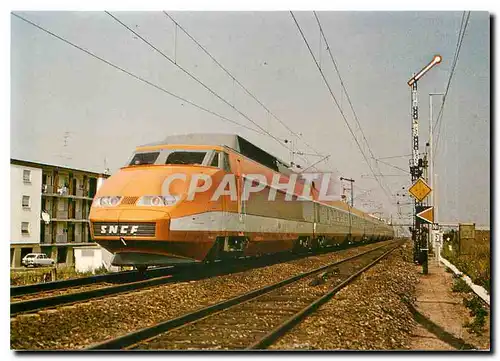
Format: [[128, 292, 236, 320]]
[[129, 152, 160, 166], [165, 151, 206, 165]]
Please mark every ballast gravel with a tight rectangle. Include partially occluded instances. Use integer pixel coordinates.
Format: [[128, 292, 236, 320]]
[[11, 241, 393, 350], [270, 243, 419, 350]]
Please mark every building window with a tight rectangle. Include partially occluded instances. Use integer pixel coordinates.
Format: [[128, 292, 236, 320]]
[[21, 222, 30, 235], [23, 169, 31, 183], [22, 195, 30, 209]]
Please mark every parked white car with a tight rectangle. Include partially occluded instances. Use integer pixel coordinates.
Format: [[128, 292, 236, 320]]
[[22, 253, 55, 267]]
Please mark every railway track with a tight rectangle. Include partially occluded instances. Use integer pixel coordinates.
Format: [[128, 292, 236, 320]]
[[11, 239, 381, 299], [11, 241, 384, 317], [88, 240, 403, 350], [11, 266, 176, 298]]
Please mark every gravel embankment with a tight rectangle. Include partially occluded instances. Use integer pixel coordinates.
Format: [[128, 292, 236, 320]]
[[139, 245, 393, 350], [270, 242, 418, 350], [11, 241, 392, 350], [11, 283, 115, 303]]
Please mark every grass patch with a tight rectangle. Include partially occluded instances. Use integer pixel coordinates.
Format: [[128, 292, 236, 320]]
[[11, 265, 109, 286], [463, 296, 488, 334], [452, 278, 472, 293], [441, 230, 490, 293]]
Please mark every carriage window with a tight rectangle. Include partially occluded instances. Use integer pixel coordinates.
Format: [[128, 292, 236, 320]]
[[129, 152, 160, 166], [166, 151, 206, 165]]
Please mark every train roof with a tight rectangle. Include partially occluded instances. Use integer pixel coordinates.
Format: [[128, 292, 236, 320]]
[[142, 133, 292, 174], [326, 201, 381, 222]]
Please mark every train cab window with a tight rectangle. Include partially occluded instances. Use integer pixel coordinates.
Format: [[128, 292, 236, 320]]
[[209, 152, 220, 167], [166, 151, 206, 165], [129, 152, 160, 166], [222, 153, 231, 172]]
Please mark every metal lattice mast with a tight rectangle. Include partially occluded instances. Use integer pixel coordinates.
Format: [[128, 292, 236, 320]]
[[407, 55, 442, 273]]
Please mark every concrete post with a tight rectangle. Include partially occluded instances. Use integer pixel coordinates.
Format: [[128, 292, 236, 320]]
[[51, 247, 58, 263], [66, 247, 74, 266], [12, 247, 22, 268]]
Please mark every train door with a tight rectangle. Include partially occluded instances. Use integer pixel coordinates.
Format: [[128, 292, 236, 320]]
[[221, 152, 231, 235], [313, 202, 320, 239], [347, 206, 352, 242], [301, 201, 315, 247], [235, 159, 245, 233]]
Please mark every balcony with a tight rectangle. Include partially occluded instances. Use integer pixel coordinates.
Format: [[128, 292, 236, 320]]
[[42, 186, 93, 200], [56, 211, 68, 219], [57, 186, 69, 196], [56, 234, 67, 243], [42, 230, 52, 244]]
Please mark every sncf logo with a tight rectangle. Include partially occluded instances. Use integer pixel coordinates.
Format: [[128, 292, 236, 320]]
[[100, 225, 139, 235]]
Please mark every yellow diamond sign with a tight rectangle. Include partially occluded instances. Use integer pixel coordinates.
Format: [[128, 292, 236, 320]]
[[408, 178, 432, 202]]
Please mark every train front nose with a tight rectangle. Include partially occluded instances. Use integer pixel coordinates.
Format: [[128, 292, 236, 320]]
[[88, 166, 218, 266], [89, 208, 194, 266], [90, 207, 171, 241]]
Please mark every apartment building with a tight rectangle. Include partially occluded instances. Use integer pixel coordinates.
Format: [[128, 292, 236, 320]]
[[11, 159, 109, 268]]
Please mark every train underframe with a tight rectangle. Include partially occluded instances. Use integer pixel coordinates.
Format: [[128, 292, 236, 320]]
[[96, 233, 389, 270]]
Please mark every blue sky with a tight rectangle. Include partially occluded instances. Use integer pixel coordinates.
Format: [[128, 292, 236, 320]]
[[10, 11, 490, 226]]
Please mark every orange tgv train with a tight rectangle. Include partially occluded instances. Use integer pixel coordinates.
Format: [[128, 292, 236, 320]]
[[89, 134, 394, 269]]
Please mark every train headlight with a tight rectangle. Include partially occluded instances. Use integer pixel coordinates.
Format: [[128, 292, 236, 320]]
[[151, 196, 163, 206], [137, 195, 180, 207], [93, 196, 123, 207]]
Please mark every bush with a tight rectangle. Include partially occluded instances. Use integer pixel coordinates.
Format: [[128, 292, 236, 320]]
[[441, 234, 490, 294], [463, 296, 488, 334], [11, 264, 110, 286], [452, 278, 472, 293], [10, 269, 50, 286]]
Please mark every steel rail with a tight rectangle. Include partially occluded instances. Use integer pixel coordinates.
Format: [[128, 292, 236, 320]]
[[12, 240, 388, 316], [10, 274, 178, 316], [247, 242, 402, 349], [11, 265, 177, 297], [10, 243, 344, 317], [87, 241, 396, 350], [11, 239, 372, 298], [10, 245, 347, 315]]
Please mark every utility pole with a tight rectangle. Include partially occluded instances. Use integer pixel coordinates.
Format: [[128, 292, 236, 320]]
[[428, 92, 444, 263], [407, 54, 442, 275], [340, 177, 355, 207], [429, 92, 444, 207]]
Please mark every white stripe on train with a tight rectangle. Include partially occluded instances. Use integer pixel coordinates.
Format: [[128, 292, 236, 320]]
[[169, 211, 391, 237]]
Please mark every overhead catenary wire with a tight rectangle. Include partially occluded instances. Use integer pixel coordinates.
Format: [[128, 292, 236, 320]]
[[162, 12, 329, 172], [314, 12, 376, 162], [376, 159, 411, 174], [106, 11, 313, 169], [433, 16, 466, 149], [434, 11, 467, 137], [313, 11, 395, 204], [290, 11, 394, 206], [163, 11, 323, 159], [105, 11, 312, 163], [433, 11, 470, 160], [11, 12, 265, 136], [376, 154, 412, 160]]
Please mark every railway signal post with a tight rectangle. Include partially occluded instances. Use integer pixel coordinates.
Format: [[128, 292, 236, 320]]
[[340, 177, 355, 207], [407, 55, 441, 274]]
